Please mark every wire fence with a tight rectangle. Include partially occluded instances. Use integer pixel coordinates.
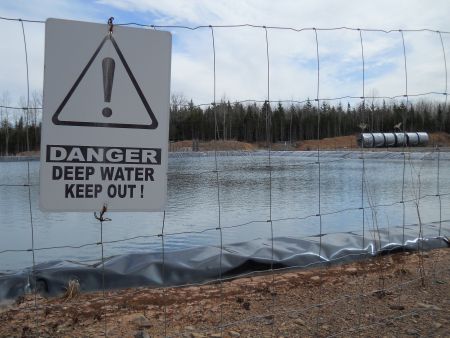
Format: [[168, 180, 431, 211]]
[[0, 16, 449, 337]]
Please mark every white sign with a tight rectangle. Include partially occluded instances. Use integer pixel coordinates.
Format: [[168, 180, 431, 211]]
[[40, 18, 172, 211]]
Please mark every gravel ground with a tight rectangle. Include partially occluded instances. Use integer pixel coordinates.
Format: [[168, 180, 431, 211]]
[[1, 248, 449, 338]]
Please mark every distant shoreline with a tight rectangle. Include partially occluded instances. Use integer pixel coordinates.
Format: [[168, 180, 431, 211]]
[[1, 132, 450, 161], [0, 155, 39, 162]]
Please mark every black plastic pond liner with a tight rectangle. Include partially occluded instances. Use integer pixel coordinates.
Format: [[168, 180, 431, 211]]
[[1, 221, 448, 301]]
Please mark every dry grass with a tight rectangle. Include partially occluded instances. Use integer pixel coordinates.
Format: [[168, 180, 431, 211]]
[[62, 279, 80, 301]]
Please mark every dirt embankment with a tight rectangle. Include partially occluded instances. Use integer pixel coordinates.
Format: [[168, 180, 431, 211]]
[[295, 135, 357, 151], [170, 136, 365, 152], [1, 248, 449, 337], [170, 140, 257, 152], [10, 132, 450, 156], [170, 132, 450, 152], [429, 131, 450, 147]]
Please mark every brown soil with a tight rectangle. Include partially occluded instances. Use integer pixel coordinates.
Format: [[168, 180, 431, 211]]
[[171, 132, 450, 152], [295, 135, 358, 151], [171, 140, 257, 152], [430, 132, 450, 147], [10, 132, 450, 156], [1, 248, 449, 337]]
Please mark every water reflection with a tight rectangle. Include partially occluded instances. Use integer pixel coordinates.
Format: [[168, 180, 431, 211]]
[[0, 151, 449, 271]]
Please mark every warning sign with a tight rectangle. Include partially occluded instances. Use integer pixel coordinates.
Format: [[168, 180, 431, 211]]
[[39, 18, 172, 211]]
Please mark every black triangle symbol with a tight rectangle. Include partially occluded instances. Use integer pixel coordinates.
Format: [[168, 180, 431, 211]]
[[52, 34, 158, 129]]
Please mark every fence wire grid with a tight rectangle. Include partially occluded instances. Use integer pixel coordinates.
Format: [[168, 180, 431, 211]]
[[0, 16, 450, 338]]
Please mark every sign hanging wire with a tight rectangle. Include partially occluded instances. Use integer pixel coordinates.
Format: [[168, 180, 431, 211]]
[[108, 17, 114, 34]]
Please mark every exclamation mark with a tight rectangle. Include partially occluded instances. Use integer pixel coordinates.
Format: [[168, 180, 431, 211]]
[[102, 57, 115, 117]]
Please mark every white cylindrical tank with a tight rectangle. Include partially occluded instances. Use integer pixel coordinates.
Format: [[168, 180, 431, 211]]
[[372, 133, 385, 147], [357, 132, 429, 148], [406, 133, 419, 146], [357, 133, 373, 148], [384, 133, 396, 147], [394, 133, 406, 146], [416, 132, 429, 146]]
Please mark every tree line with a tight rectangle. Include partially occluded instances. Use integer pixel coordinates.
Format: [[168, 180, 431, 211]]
[[0, 91, 41, 156], [1, 93, 449, 155], [169, 96, 450, 143]]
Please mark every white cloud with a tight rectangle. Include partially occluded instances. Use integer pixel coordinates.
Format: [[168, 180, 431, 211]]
[[1, 0, 449, 111], [98, 0, 449, 30]]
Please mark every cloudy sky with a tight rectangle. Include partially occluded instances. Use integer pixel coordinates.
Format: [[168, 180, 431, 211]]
[[1, 0, 449, 114]]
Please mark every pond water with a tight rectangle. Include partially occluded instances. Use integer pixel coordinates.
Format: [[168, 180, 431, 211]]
[[1, 150, 449, 272]]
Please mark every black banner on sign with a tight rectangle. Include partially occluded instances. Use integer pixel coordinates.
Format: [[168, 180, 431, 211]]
[[46, 145, 161, 165]]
